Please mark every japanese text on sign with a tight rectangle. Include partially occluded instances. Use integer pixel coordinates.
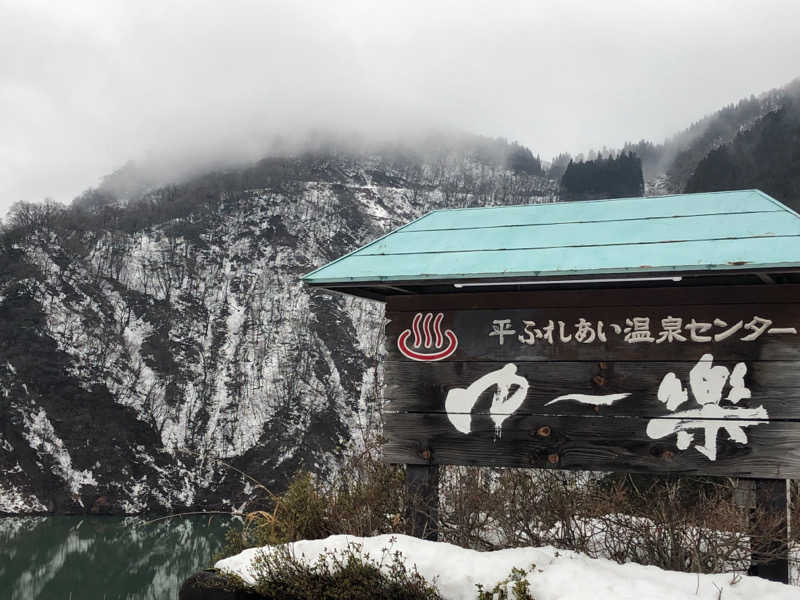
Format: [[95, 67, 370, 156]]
[[488, 316, 798, 346]]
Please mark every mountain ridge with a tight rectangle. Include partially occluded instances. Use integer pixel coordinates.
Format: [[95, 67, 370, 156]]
[[0, 150, 557, 514]]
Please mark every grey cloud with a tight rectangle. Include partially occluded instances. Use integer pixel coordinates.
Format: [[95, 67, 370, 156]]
[[1, 0, 799, 214]]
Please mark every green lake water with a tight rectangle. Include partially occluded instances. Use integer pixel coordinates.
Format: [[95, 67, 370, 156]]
[[0, 515, 237, 600]]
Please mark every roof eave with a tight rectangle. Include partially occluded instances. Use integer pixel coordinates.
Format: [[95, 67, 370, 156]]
[[304, 264, 800, 303], [303, 262, 800, 287]]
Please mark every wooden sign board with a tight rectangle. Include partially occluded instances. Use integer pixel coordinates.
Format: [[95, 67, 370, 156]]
[[383, 285, 800, 478]]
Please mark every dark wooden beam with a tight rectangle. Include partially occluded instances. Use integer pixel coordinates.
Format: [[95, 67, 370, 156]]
[[305, 267, 800, 294], [312, 286, 387, 302], [386, 302, 800, 362], [387, 283, 800, 311], [384, 413, 800, 478], [748, 478, 789, 583], [384, 360, 800, 418], [382, 285, 417, 295], [406, 464, 439, 540]]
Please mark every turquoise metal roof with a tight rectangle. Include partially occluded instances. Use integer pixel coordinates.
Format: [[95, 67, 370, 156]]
[[303, 190, 800, 288]]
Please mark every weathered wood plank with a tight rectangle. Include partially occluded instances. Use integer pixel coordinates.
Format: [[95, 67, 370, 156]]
[[406, 465, 439, 541], [385, 304, 800, 362], [748, 478, 789, 583], [383, 360, 800, 418], [386, 285, 800, 312], [382, 413, 800, 478]]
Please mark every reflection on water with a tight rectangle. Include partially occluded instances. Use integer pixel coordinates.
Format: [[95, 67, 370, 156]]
[[0, 515, 235, 600]]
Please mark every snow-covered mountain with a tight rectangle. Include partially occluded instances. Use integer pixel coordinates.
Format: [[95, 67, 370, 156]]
[[0, 144, 557, 514]]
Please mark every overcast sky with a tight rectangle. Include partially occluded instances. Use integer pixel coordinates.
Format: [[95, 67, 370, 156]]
[[1, 0, 799, 215]]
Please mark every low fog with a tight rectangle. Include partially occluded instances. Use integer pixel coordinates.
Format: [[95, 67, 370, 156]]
[[2, 0, 800, 214]]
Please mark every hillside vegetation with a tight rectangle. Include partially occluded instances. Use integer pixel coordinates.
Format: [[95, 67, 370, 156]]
[[0, 138, 556, 514]]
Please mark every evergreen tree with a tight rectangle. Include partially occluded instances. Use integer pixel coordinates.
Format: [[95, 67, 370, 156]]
[[507, 142, 543, 175], [685, 100, 800, 211], [559, 151, 644, 201]]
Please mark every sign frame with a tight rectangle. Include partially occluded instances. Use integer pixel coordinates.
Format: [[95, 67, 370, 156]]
[[383, 285, 800, 479]]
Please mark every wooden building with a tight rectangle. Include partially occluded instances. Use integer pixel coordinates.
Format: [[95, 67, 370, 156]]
[[303, 189, 800, 582]]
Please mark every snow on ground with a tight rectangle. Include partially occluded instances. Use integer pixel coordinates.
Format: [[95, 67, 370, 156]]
[[215, 534, 800, 600]]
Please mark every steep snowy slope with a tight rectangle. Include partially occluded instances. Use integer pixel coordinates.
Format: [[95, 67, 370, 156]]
[[0, 150, 557, 514]]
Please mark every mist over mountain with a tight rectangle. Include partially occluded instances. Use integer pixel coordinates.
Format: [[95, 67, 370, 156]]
[[655, 79, 799, 192], [5, 2, 800, 215], [685, 96, 800, 209]]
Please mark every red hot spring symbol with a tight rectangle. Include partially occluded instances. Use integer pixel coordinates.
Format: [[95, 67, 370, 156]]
[[397, 312, 458, 361]]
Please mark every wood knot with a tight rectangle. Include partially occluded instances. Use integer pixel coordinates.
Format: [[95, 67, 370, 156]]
[[592, 375, 606, 387], [547, 453, 559, 465], [421, 448, 432, 461], [537, 426, 551, 437], [661, 450, 674, 460]]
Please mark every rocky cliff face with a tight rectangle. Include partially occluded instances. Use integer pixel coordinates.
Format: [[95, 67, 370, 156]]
[[0, 148, 557, 514]]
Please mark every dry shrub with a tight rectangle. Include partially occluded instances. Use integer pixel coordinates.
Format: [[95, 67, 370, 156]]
[[249, 541, 442, 600], [222, 438, 409, 557], [221, 441, 792, 576], [438, 468, 790, 574], [475, 565, 536, 600]]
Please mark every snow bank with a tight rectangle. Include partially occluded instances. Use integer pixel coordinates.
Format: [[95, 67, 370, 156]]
[[215, 533, 799, 600]]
